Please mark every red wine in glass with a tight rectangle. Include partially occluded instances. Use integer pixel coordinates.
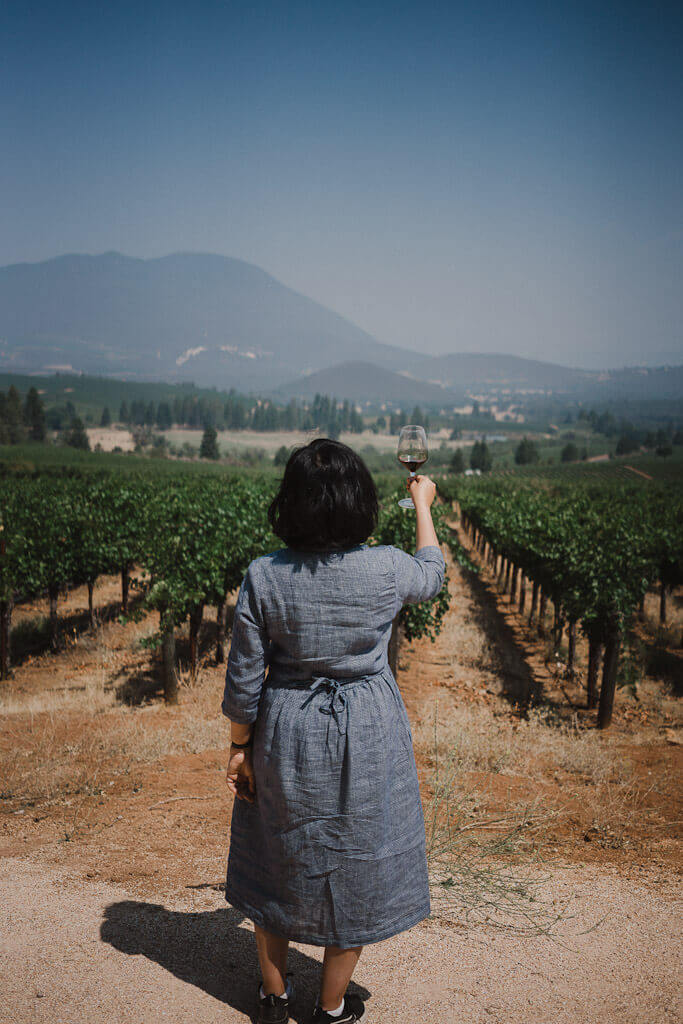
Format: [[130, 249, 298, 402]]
[[398, 455, 428, 474], [397, 425, 428, 509]]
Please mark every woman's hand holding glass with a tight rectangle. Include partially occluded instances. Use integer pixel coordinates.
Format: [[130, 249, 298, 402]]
[[406, 474, 436, 507]]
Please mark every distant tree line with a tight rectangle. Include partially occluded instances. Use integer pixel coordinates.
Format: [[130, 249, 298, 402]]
[[0, 384, 91, 451], [0, 385, 47, 444], [385, 407, 431, 434], [613, 428, 680, 458], [116, 391, 366, 437], [449, 440, 493, 474], [579, 407, 682, 454]]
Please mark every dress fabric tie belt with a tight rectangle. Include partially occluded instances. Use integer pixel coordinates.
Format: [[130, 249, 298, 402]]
[[265, 667, 386, 734], [300, 677, 349, 732]]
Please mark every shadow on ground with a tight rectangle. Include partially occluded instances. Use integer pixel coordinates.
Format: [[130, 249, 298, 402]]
[[641, 634, 683, 696], [100, 899, 371, 1023], [466, 567, 543, 710], [450, 543, 544, 713], [10, 593, 146, 666]]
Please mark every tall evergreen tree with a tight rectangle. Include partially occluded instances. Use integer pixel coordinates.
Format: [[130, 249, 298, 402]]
[[24, 387, 46, 441], [100, 406, 112, 427], [5, 385, 25, 443], [410, 405, 428, 430], [156, 401, 172, 430], [450, 448, 465, 473], [515, 437, 540, 465], [470, 440, 492, 472], [66, 417, 90, 450], [199, 426, 219, 459], [274, 445, 289, 466]]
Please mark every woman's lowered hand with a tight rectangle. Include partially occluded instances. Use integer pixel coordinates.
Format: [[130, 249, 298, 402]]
[[226, 747, 256, 803]]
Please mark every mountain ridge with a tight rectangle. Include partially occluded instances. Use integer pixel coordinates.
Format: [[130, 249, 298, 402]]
[[272, 360, 461, 405], [0, 250, 413, 391], [1, 252, 680, 401]]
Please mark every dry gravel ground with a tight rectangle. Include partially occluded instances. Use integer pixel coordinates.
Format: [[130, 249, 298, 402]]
[[1, 856, 680, 1024]]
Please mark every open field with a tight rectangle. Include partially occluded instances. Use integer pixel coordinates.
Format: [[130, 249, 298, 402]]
[[161, 426, 476, 456], [83, 424, 623, 470], [86, 426, 136, 451]]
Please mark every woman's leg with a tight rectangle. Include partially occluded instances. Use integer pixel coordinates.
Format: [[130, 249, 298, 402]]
[[254, 924, 290, 996], [319, 945, 363, 1011]]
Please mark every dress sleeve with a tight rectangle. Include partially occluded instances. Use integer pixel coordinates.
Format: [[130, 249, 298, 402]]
[[391, 544, 446, 609], [221, 563, 268, 723]]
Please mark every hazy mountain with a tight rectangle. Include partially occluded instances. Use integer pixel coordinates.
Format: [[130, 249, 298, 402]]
[[586, 364, 683, 401], [414, 353, 683, 399], [273, 360, 461, 406], [415, 352, 594, 393], [273, 357, 683, 406], [0, 251, 414, 392], [1, 251, 680, 403]]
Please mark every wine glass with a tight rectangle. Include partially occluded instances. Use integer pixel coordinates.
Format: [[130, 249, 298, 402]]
[[397, 425, 428, 509]]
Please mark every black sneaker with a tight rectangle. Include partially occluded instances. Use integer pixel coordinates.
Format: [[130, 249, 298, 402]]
[[257, 973, 294, 1023], [311, 993, 366, 1023]]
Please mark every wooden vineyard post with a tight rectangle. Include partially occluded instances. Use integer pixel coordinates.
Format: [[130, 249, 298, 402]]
[[598, 626, 622, 729], [216, 597, 228, 663], [552, 602, 563, 651], [518, 574, 526, 615], [161, 610, 178, 704], [538, 591, 547, 637], [528, 580, 539, 626], [587, 636, 602, 709], [189, 603, 204, 676], [566, 620, 576, 677], [0, 597, 11, 680], [87, 580, 96, 629], [48, 584, 59, 650], [121, 564, 130, 614], [509, 565, 518, 604]]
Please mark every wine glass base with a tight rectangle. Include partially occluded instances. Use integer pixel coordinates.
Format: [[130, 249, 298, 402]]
[[398, 497, 416, 509]]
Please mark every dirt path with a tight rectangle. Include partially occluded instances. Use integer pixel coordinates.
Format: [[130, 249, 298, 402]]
[[1, 855, 680, 1024], [1, 542, 681, 1022]]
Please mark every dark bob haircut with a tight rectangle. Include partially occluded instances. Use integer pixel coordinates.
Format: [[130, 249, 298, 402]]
[[268, 438, 378, 552]]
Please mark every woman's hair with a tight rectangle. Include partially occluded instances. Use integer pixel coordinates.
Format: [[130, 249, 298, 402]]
[[268, 437, 378, 551]]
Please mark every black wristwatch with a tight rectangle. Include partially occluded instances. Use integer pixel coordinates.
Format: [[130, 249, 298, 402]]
[[231, 737, 253, 749]]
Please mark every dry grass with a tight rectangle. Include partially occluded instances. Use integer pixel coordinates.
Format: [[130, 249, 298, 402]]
[[0, 658, 227, 807], [416, 698, 660, 928], [0, 631, 118, 717], [413, 701, 634, 784], [421, 706, 569, 934]]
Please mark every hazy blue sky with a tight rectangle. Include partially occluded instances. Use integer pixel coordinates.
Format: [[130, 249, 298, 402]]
[[2, 0, 682, 369]]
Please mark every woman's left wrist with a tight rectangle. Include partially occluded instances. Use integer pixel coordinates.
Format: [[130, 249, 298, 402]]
[[231, 736, 253, 749]]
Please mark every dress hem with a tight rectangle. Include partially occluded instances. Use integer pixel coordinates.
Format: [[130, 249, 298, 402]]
[[224, 886, 431, 949]]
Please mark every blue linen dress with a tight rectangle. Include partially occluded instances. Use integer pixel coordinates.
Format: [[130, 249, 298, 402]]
[[221, 542, 446, 948]]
